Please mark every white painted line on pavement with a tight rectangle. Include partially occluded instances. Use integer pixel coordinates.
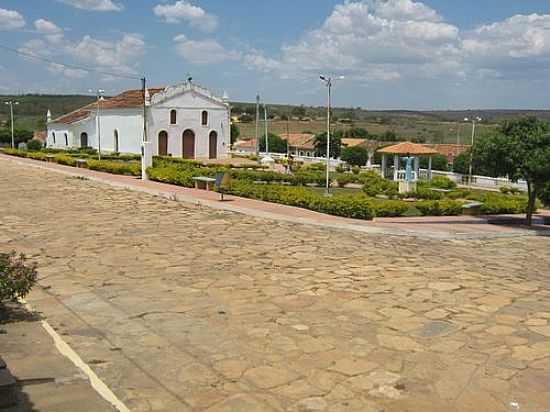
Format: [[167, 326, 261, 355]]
[[20, 299, 131, 412]]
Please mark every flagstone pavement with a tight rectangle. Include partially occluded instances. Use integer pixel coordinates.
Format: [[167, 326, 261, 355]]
[[1, 159, 550, 411]]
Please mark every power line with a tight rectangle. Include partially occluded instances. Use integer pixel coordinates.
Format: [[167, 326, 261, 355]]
[[0, 43, 142, 81]]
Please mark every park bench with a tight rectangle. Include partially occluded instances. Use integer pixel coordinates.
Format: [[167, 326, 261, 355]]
[[75, 159, 87, 168], [462, 202, 483, 216], [192, 176, 216, 191], [46, 154, 56, 163]]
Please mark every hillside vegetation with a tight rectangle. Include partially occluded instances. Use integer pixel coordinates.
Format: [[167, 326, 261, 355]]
[[2, 94, 549, 144]]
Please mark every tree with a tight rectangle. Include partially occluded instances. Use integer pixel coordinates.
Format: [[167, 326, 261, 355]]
[[343, 127, 369, 139], [420, 154, 449, 171], [259, 133, 287, 153], [230, 123, 240, 144], [341, 146, 368, 166], [291, 105, 307, 120], [0, 128, 33, 146], [314, 130, 343, 158], [238, 113, 253, 123], [379, 130, 398, 141], [475, 117, 550, 225]]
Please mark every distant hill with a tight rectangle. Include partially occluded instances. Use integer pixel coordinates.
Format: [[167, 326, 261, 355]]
[[2, 94, 550, 133]]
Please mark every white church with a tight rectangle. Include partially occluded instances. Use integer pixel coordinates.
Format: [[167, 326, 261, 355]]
[[46, 81, 231, 160]]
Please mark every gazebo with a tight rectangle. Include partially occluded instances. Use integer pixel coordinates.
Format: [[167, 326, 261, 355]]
[[377, 142, 439, 193]]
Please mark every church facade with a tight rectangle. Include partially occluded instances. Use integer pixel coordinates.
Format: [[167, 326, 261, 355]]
[[46, 82, 231, 159]]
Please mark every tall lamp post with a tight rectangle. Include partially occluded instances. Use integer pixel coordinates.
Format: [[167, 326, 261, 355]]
[[264, 104, 269, 154], [89, 89, 105, 160], [464, 116, 481, 188], [320, 75, 344, 195], [4, 100, 19, 148]]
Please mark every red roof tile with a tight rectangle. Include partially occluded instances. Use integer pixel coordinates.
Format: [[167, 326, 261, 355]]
[[52, 87, 166, 124]]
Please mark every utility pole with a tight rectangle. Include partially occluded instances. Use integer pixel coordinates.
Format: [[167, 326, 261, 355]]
[[264, 104, 269, 154], [4, 101, 19, 148], [142, 77, 147, 143], [255, 93, 260, 159], [89, 89, 105, 160]]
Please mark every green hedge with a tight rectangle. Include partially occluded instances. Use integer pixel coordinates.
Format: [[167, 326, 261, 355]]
[[361, 171, 399, 198], [86, 159, 141, 176], [415, 200, 463, 216], [226, 181, 375, 220], [430, 176, 457, 190]]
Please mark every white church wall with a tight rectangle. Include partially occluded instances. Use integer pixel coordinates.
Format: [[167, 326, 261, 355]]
[[148, 91, 230, 159]]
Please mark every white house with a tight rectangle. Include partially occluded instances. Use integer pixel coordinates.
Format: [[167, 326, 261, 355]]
[[47, 81, 231, 159]]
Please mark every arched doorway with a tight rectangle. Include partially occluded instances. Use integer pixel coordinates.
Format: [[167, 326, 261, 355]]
[[80, 132, 88, 147], [182, 129, 195, 159], [209, 131, 217, 159], [114, 130, 119, 153], [158, 131, 168, 156]]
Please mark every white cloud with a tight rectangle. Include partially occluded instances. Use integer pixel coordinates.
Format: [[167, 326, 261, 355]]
[[58, 0, 123, 12], [34, 19, 64, 43], [0, 8, 25, 31], [69, 33, 145, 76], [19, 32, 145, 80], [48, 63, 88, 79], [154, 1, 218, 33], [245, 0, 461, 82], [174, 35, 239, 64]]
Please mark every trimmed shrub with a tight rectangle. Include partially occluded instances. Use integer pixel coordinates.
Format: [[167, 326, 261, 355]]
[[499, 186, 522, 195], [415, 200, 463, 216], [361, 171, 399, 198], [431, 176, 457, 190], [86, 159, 141, 176], [0, 251, 38, 303], [55, 155, 77, 167], [335, 173, 357, 188], [26, 139, 44, 151], [26, 152, 48, 161], [1, 148, 27, 158], [226, 181, 375, 220], [147, 167, 196, 187]]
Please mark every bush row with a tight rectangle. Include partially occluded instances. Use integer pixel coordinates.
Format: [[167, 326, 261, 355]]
[[225, 181, 375, 220], [1, 148, 141, 176], [86, 159, 141, 176], [414, 200, 463, 216]]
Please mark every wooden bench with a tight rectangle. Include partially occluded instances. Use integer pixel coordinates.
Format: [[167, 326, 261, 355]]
[[75, 159, 87, 168], [192, 176, 216, 191], [46, 154, 56, 163]]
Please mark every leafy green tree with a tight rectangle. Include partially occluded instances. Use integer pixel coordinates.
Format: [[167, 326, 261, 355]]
[[230, 123, 240, 144], [341, 146, 368, 166], [452, 152, 469, 174], [314, 130, 343, 158], [343, 127, 369, 139], [420, 154, 449, 171], [291, 105, 307, 119], [475, 117, 550, 225], [380, 130, 398, 141], [0, 128, 33, 145], [259, 133, 287, 153]]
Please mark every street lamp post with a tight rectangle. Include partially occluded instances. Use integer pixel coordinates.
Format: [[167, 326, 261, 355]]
[[264, 104, 269, 154], [464, 116, 481, 188], [4, 101, 19, 148], [89, 89, 105, 160], [320, 75, 343, 195]]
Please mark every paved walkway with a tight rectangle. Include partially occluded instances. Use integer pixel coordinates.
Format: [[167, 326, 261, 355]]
[[1, 154, 548, 240], [1, 158, 550, 411], [0, 304, 116, 412]]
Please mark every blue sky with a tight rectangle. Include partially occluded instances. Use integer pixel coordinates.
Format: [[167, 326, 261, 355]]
[[2, 0, 550, 109]]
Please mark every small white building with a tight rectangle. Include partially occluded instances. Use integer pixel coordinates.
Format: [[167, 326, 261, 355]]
[[47, 81, 231, 159]]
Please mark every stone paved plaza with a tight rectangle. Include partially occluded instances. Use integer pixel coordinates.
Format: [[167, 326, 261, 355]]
[[1, 159, 550, 411]]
